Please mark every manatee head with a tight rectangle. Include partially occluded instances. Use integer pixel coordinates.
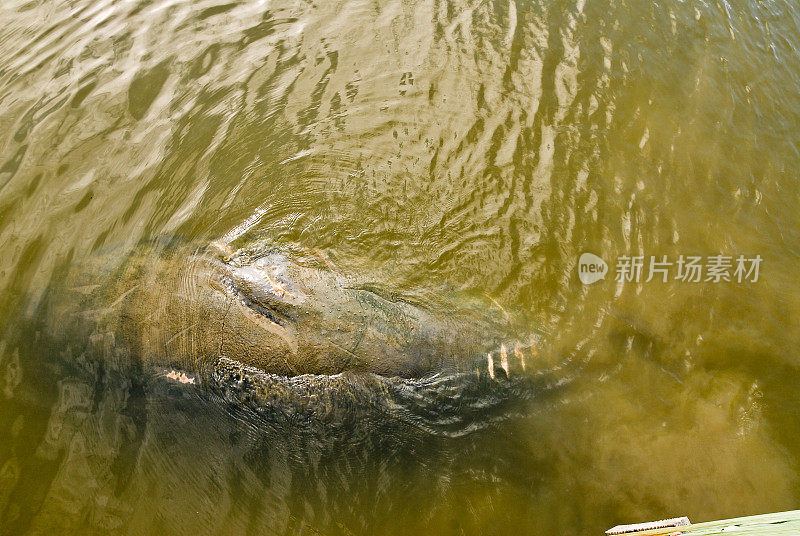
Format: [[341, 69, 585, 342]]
[[112, 240, 482, 380]]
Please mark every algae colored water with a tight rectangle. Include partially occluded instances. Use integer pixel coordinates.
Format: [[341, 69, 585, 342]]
[[0, 1, 799, 535]]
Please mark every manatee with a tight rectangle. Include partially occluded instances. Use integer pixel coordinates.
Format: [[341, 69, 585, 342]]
[[0, 237, 556, 534], [65, 237, 539, 386]]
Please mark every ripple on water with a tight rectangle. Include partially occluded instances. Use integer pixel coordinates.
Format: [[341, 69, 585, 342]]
[[1, 0, 800, 534]]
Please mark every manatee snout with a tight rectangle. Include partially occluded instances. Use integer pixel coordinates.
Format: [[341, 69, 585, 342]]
[[114, 241, 512, 380]]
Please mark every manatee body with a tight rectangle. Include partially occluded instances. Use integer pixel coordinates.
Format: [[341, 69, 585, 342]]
[[0, 238, 549, 536], [79, 239, 532, 381]]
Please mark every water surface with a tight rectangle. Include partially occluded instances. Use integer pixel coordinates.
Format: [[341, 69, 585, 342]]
[[1, 0, 800, 534]]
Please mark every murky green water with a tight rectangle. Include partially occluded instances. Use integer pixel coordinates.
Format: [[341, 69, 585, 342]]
[[1, 0, 800, 534]]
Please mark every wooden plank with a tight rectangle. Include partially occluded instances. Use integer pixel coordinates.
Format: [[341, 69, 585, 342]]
[[606, 510, 800, 536]]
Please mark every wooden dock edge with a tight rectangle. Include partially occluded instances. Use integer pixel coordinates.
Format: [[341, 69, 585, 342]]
[[605, 509, 800, 535]]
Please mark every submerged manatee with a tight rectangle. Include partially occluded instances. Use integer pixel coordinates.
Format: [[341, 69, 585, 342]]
[[0, 238, 556, 534], [77, 238, 538, 386]]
